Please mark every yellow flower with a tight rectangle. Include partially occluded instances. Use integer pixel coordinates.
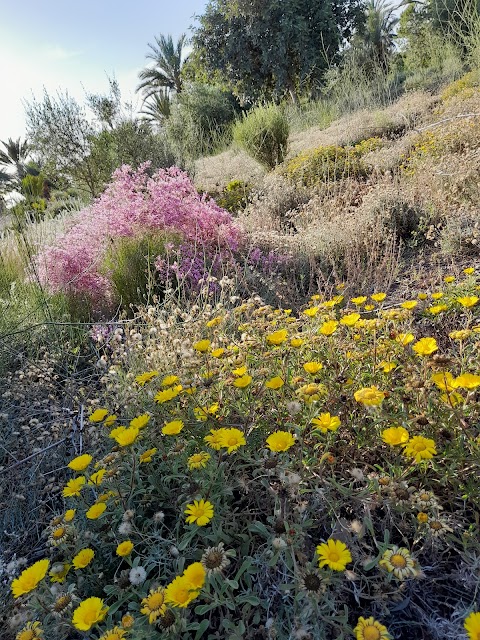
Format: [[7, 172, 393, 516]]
[[265, 431, 296, 452], [183, 562, 206, 590], [49, 562, 71, 583], [465, 612, 480, 640], [428, 304, 448, 315], [379, 546, 418, 580], [303, 306, 319, 317], [396, 333, 414, 345], [440, 391, 465, 407], [187, 451, 211, 469], [154, 385, 183, 403], [316, 539, 352, 571], [354, 616, 391, 640], [129, 414, 150, 429], [303, 361, 323, 374], [417, 292, 428, 300], [204, 428, 226, 449], [311, 413, 341, 433], [72, 548, 94, 570], [318, 320, 338, 336], [89, 408, 109, 423], [15, 621, 43, 640], [266, 329, 288, 345], [140, 448, 157, 463], [354, 386, 385, 406], [185, 499, 214, 526], [457, 296, 478, 308], [135, 370, 158, 386], [193, 339, 211, 353], [371, 292, 387, 302], [64, 509, 76, 522], [403, 436, 436, 462], [444, 275, 455, 283], [11, 559, 49, 598], [431, 292, 444, 300], [194, 403, 219, 421], [206, 316, 223, 328], [98, 627, 128, 640], [232, 365, 247, 376], [417, 512, 429, 523], [86, 503, 107, 519], [431, 371, 455, 391], [220, 427, 246, 453], [141, 587, 166, 623], [111, 426, 139, 447], [116, 541, 134, 557], [266, 376, 284, 389], [72, 597, 108, 631], [233, 374, 252, 388], [161, 374, 179, 387], [290, 337, 304, 347], [103, 414, 117, 427], [452, 373, 480, 389], [412, 337, 438, 356], [211, 348, 225, 358], [379, 361, 396, 373], [464, 267, 475, 275], [121, 614, 134, 629], [382, 426, 409, 446], [340, 312, 361, 327], [364, 304, 375, 311], [63, 476, 86, 498], [351, 296, 367, 305], [68, 454, 92, 471], [401, 300, 418, 310], [89, 469, 106, 486], [165, 575, 200, 608], [162, 420, 184, 435]]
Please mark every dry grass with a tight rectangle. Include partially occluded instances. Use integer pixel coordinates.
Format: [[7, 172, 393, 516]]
[[193, 147, 265, 192], [287, 91, 436, 157]]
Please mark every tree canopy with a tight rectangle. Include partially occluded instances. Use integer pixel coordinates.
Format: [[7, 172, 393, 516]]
[[191, 0, 365, 103]]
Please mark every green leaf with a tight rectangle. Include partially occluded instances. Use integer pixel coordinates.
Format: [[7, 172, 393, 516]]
[[194, 619, 210, 639]]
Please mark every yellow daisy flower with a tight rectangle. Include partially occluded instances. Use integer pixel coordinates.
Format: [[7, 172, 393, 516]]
[[316, 539, 352, 571], [265, 431, 296, 452], [72, 597, 108, 631], [11, 559, 49, 598], [354, 616, 390, 639], [185, 499, 214, 526]]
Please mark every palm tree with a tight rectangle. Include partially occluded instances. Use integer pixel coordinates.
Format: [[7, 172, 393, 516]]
[[137, 33, 188, 102], [140, 90, 172, 125], [358, 0, 401, 67], [0, 137, 36, 180]]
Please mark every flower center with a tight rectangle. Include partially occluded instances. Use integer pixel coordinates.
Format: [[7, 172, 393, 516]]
[[54, 595, 72, 612], [53, 527, 65, 539], [391, 554, 407, 568], [328, 551, 340, 562], [363, 627, 381, 640], [227, 438, 238, 446], [304, 573, 322, 591], [430, 521, 443, 531], [205, 550, 224, 569], [176, 587, 189, 603], [148, 593, 165, 610], [85, 609, 99, 624], [414, 442, 426, 451], [18, 632, 35, 640], [191, 455, 202, 463], [195, 507, 205, 518]]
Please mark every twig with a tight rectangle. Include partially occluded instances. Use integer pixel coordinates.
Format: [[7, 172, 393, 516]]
[[415, 113, 480, 133], [0, 438, 67, 475]]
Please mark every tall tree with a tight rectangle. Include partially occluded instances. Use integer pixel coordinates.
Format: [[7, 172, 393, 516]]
[[137, 33, 188, 102], [354, 0, 400, 67], [192, 0, 365, 103]]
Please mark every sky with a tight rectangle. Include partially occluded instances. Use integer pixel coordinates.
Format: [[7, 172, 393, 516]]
[[0, 1, 209, 143]]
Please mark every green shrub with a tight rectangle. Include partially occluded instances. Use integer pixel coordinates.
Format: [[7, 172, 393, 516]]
[[286, 146, 364, 187], [166, 83, 240, 165], [233, 104, 289, 169], [103, 232, 181, 312], [215, 180, 252, 213]]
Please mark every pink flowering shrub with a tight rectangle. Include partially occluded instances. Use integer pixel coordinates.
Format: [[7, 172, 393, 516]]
[[36, 164, 242, 307]]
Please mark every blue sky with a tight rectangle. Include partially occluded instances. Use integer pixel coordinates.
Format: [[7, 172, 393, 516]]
[[0, 1, 208, 142]]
